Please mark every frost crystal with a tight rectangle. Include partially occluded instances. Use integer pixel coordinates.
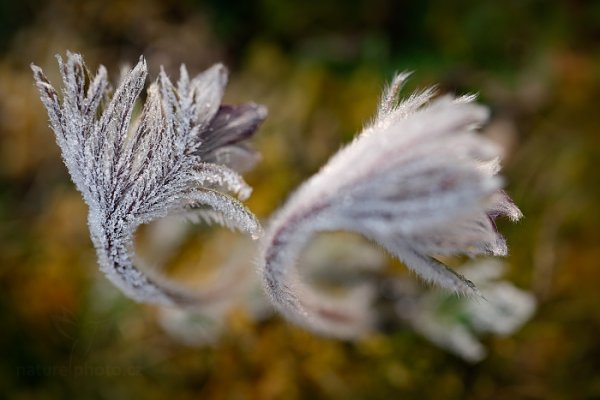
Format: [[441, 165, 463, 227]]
[[259, 73, 523, 338], [32, 52, 266, 306]]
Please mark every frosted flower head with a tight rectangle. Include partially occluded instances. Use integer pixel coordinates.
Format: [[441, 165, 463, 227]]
[[32, 52, 266, 306], [259, 73, 522, 338]]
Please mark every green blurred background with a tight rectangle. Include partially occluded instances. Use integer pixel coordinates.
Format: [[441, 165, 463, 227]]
[[1, 0, 599, 398]]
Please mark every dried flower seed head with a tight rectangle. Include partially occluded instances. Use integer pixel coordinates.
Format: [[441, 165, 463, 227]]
[[259, 73, 522, 338], [32, 52, 266, 306]]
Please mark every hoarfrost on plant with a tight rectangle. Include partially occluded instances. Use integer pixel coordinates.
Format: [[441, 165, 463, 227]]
[[32, 52, 266, 306], [259, 73, 522, 338]]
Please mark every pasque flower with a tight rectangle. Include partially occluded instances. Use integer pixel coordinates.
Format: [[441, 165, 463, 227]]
[[32, 52, 265, 306], [259, 73, 522, 338], [33, 53, 524, 345]]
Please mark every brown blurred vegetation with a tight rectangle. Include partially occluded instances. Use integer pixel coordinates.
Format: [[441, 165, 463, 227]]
[[1, 0, 600, 398]]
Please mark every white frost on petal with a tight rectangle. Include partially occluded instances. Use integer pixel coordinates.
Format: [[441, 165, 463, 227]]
[[32, 52, 265, 306], [259, 74, 522, 338]]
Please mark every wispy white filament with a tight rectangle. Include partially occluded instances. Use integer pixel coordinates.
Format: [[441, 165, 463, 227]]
[[259, 73, 522, 338], [32, 52, 266, 306]]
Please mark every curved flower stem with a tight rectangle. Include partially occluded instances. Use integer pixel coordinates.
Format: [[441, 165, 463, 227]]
[[261, 206, 377, 338], [91, 216, 255, 307]]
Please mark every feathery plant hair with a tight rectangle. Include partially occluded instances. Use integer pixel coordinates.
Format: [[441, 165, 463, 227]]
[[32, 52, 266, 306], [32, 53, 523, 341], [259, 73, 522, 338]]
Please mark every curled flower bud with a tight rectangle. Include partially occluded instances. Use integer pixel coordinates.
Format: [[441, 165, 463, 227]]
[[259, 73, 522, 338], [32, 52, 265, 306]]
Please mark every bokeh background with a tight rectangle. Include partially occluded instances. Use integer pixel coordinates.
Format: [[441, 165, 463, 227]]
[[1, 0, 599, 398]]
